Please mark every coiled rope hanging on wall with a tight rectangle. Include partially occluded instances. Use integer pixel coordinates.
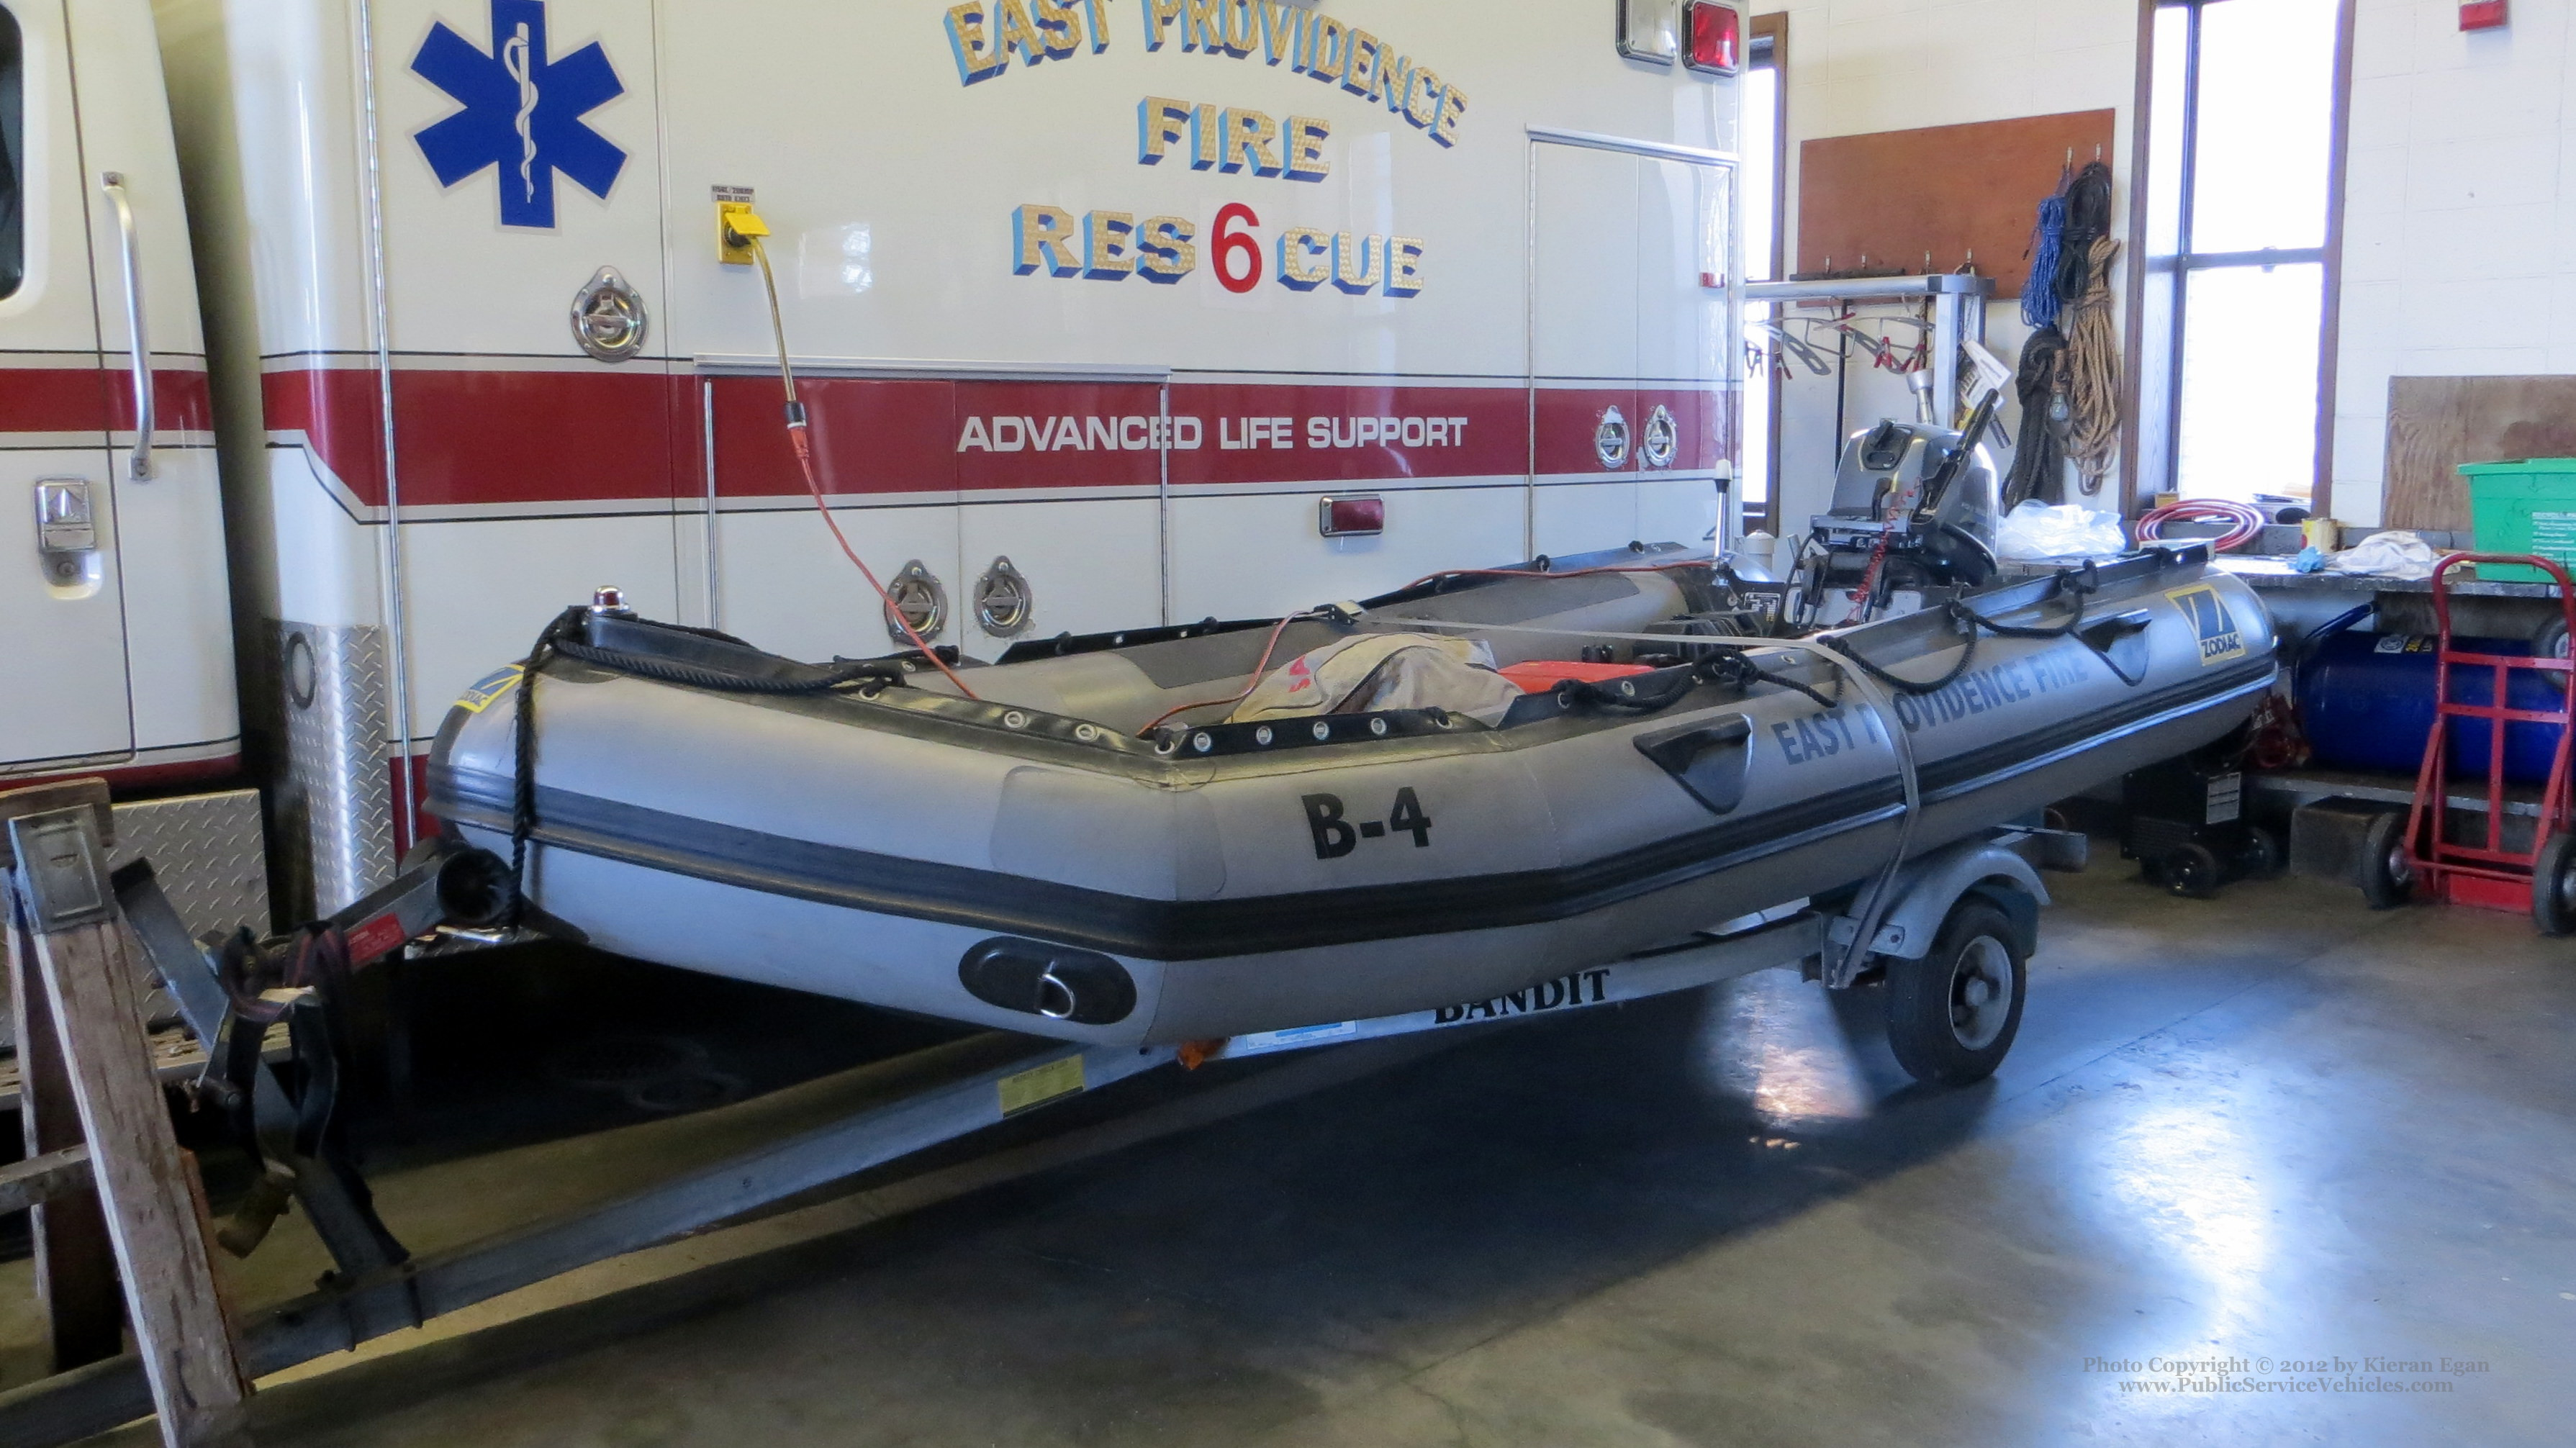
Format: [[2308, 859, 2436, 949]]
[[2021, 164, 2071, 331], [2004, 325, 2070, 507], [2054, 162, 2115, 303], [2064, 234, 2123, 493]]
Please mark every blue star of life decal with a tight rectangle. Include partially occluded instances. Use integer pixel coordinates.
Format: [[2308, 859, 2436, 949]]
[[412, 0, 626, 230]]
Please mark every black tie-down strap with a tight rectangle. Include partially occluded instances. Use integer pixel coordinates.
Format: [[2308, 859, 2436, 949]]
[[1827, 564, 2102, 698], [1545, 648, 1843, 718], [201, 924, 409, 1275], [505, 607, 915, 926]]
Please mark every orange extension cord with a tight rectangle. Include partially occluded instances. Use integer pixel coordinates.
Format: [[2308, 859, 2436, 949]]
[[746, 233, 980, 700]]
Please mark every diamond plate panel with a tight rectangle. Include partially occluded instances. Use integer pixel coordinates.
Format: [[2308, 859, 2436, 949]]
[[0, 789, 268, 1051], [110, 789, 272, 936], [279, 620, 398, 918]]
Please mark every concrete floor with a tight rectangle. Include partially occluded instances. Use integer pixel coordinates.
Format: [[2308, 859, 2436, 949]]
[[17, 860, 2576, 1446]]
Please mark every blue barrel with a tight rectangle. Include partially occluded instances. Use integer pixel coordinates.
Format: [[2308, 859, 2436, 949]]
[[2297, 632, 2568, 783]]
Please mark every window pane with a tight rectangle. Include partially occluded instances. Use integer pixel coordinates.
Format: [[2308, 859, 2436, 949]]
[[2144, 4, 2189, 258], [1, 6, 23, 301], [1740, 60, 1778, 507], [2189, 0, 2337, 253], [2175, 263, 2322, 502], [1743, 64, 1776, 284]]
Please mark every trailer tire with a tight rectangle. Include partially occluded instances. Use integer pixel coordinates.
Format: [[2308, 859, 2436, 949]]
[[2233, 825, 2284, 882], [2359, 810, 2418, 910], [2154, 842, 2225, 900], [1886, 900, 2026, 1087], [2532, 831, 2576, 937]]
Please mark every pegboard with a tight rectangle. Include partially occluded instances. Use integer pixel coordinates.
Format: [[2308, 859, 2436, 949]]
[[1797, 109, 2118, 301]]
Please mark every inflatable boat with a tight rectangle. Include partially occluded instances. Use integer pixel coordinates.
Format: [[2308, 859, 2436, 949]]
[[426, 543, 2275, 1046]]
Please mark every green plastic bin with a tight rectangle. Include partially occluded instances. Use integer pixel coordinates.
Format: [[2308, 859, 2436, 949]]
[[2461, 458, 2576, 583]]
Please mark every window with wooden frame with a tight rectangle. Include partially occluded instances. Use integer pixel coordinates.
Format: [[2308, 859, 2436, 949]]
[[2130, 0, 2355, 511]]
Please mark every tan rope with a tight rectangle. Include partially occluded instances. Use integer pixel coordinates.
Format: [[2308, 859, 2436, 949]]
[[2065, 235, 2123, 494]]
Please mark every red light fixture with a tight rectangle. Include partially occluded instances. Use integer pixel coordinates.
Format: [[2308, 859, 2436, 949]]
[[1318, 495, 1385, 538], [2461, 1, 2508, 30], [1685, 2, 1742, 76]]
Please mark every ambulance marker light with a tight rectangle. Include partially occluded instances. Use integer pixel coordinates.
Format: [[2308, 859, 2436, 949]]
[[1684, 3, 1743, 76], [1617, 0, 1678, 65], [1320, 496, 1386, 538]]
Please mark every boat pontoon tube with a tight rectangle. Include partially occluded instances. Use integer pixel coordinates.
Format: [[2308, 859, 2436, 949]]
[[428, 543, 2276, 1046]]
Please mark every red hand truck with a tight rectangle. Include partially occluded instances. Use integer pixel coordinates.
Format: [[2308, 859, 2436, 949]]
[[2390, 553, 2576, 933]]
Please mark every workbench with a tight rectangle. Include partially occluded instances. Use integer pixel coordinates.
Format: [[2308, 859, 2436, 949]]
[[2214, 553, 2575, 648]]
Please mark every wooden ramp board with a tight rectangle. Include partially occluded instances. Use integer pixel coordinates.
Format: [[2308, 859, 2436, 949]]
[[2385, 375, 2576, 533], [4, 782, 253, 1447], [1797, 109, 2117, 301]]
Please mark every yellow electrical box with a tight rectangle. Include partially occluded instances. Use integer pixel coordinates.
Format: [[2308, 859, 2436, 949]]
[[713, 186, 767, 266]]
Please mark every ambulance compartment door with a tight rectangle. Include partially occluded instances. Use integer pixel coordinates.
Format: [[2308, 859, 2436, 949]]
[[1529, 135, 1733, 560], [70, 0, 234, 769], [0, 0, 134, 774], [1635, 153, 1731, 553]]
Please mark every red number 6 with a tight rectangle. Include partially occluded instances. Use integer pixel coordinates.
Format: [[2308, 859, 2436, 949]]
[[1214, 203, 1262, 294]]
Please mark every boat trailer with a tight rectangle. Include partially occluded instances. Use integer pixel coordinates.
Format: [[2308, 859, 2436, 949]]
[[0, 792, 2072, 1447]]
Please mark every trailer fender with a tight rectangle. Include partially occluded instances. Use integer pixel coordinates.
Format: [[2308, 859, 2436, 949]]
[[1856, 838, 2051, 961]]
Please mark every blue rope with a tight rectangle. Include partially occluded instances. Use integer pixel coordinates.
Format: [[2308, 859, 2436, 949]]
[[2023, 189, 2068, 330]]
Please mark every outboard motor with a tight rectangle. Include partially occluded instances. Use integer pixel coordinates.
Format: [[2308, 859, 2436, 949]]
[[1790, 394, 2005, 628]]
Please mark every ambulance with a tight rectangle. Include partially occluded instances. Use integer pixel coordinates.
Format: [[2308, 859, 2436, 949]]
[[0, 0, 1745, 964]]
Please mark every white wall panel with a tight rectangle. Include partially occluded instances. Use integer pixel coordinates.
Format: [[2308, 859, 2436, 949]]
[[1167, 485, 1524, 622], [2331, 1, 2576, 523], [710, 505, 959, 664], [369, 0, 666, 360], [114, 445, 238, 751], [0, 446, 131, 767], [958, 499, 1162, 647], [397, 513, 682, 736], [1533, 145, 1640, 381], [1639, 476, 1722, 552], [1768, 0, 2141, 531], [1532, 481, 1641, 559]]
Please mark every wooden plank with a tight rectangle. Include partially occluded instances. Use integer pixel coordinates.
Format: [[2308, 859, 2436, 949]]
[[27, 918, 253, 1447], [2385, 375, 2576, 533], [7, 910, 125, 1372], [1798, 109, 2117, 300], [0, 1146, 94, 1216]]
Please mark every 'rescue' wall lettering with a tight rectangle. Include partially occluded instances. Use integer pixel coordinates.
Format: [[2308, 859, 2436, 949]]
[[1013, 202, 1426, 297], [1886, 646, 2094, 735], [946, 1, 1469, 152]]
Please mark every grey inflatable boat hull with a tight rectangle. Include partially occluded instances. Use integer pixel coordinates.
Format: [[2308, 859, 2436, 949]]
[[429, 546, 2275, 1046]]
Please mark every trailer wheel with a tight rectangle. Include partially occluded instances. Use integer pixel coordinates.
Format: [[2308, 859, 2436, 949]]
[[2358, 811, 2418, 910], [2232, 825, 2284, 882], [2156, 843, 2225, 900], [2533, 832, 2576, 937], [1886, 900, 2027, 1087]]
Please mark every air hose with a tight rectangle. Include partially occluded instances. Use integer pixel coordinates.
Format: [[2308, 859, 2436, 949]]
[[2137, 498, 2266, 553], [730, 212, 981, 701]]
